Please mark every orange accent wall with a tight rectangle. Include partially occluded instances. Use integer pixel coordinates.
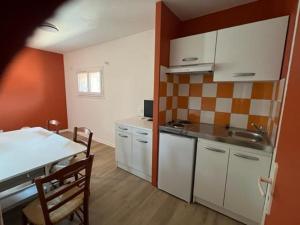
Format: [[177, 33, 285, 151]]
[[180, 0, 298, 78], [0, 47, 68, 131], [152, 1, 181, 186], [265, 4, 300, 224]]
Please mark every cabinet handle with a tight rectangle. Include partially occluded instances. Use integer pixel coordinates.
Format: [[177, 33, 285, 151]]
[[137, 132, 148, 135], [258, 177, 272, 197], [233, 73, 256, 77], [234, 153, 259, 161], [203, 146, 226, 153], [182, 57, 198, 62], [136, 139, 148, 144], [119, 134, 128, 138], [119, 126, 128, 131]]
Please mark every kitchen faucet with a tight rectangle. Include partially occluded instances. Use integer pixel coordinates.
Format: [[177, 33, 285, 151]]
[[251, 122, 265, 134]]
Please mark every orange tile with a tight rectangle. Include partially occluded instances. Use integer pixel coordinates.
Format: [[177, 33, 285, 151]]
[[217, 82, 234, 98], [201, 97, 216, 111], [188, 110, 201, 123], [203, 74, 213, 83], [166, 97, 172, 110], [247, 115, 269, 131], [167, 74, 173, 82], [178, 96, 188, 108], [231, 98, 250, 114], [190, 84, 202, 97], [173, 84, 178, 96], [172, 109, 177, 120], [159, 82, 167, 96], [159, 111, 166, 124], [179, 74, 190, 83], [251, 82, 274, 99], [214, 112, 230, 126]]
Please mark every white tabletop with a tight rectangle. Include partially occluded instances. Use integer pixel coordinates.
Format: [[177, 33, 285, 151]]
[[0, 127, 86, 183]]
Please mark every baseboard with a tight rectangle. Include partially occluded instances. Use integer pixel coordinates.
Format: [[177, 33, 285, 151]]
[[61, 129, 115, 148], [193, 196, 258, 225]]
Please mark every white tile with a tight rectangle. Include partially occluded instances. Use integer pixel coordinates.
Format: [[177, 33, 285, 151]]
[[160, 66, 167, 82], [177, 109, 188, 120], [277, 79, 285, 102], [188, 97, 201, 110], [230, 114, 248, 129], [159, 97, 166, 112], [233, 82, 253, 99], [190, 75, 203, 84], [200, 111, 215, 124], [202, 83, 217, 97], [270, 124, 278, 146], [178, 84, 189, 96], [215, 98, 232, 113], [250, 99, 271, 116], [173, 75, 179, 84], [172, 97, 178, 109], [166, 110, 172, 122], [167, 83, 173, 96]]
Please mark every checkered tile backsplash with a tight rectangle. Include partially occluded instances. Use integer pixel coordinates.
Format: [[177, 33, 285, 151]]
[[159, 67, 285, 146]]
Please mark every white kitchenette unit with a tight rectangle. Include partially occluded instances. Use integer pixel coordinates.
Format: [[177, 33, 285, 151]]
[[115, 117, 152, 182], [194, 138, 272, 225]]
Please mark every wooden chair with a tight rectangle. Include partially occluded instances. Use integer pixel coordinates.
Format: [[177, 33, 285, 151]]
[[47, 120, 60, 134], [22, 155, 94, 225], [72, 127, 93, 161]]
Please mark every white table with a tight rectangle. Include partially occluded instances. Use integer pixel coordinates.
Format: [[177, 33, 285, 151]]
[[0, 127, 86, 218]]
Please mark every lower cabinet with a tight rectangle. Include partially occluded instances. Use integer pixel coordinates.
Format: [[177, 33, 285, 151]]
[[224, 148, 272, 223], [115, 123, 152, 182], [194, 139, 229, 206], [194, 139, 272, 225], [132, 135, 152, 178], [115, 131, 132, 167]]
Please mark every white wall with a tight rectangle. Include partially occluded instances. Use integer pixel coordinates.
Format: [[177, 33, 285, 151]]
[[64, 30, 154, 146]]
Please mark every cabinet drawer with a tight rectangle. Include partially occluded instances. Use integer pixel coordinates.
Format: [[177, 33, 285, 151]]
[[133, 128, 152, 138], [116, 124, 132, 133]]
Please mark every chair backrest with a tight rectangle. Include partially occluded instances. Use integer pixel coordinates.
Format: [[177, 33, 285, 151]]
[[35, 155, 94, 225], [73, 127, 93, 157], [47, 120, 60, 134]]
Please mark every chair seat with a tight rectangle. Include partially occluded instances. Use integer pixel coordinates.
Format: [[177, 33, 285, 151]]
[[23, 187, 83, 225]]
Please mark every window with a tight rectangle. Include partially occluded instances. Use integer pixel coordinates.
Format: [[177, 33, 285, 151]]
[[77, 70, 103, 96]]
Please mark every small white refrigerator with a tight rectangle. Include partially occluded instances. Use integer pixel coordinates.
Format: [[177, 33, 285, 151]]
[[158, 132, 197, 202]]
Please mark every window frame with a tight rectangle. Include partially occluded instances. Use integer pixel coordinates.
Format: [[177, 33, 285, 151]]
[[76, 68, 104, 97]]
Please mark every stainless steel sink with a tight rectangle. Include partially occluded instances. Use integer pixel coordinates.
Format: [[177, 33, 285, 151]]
[[228, 130, 264, 143]]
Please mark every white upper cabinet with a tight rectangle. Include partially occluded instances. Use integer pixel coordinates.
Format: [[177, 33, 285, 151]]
[[214, 16, 289, 82], [170, 31, 217, 66]]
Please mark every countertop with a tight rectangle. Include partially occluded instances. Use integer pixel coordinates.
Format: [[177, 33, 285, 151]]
[[116, 116, 153, 130], [160, 123, 273, 156]]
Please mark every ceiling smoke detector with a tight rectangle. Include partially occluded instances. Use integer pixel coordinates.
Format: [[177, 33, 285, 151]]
[[39, 22, 59, 32]]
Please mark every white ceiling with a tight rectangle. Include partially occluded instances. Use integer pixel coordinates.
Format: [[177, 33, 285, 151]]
[[27, 0, 256, 53], [164, 0, 257, 20]]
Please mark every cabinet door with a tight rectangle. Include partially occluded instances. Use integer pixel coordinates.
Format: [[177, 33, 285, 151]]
[[132, 135, 152, 176], [194, 139, 229, 206], [115, 131, 132, 167], [170, 31, 217, 66], [224, 149, 272, 223], [214, 16, 288, 82]]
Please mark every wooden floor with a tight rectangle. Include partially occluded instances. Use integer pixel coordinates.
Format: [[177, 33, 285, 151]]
[[3, 132, 243, 225]]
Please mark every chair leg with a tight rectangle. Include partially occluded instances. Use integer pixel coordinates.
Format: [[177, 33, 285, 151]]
[[83, 201, 89, 225]]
